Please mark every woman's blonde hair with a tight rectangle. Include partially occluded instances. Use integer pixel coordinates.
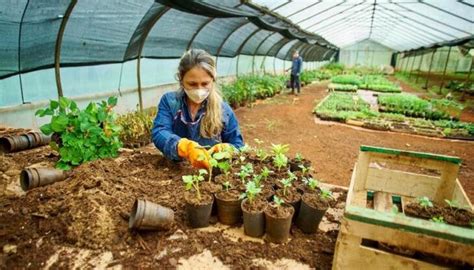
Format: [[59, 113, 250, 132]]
[[178, 49, 223, 139]]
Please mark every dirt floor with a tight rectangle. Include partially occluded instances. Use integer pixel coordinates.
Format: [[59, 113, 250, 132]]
[[0, 140, 345, 269], [234, 80, 474, 201], [1, 79, 473, 269]]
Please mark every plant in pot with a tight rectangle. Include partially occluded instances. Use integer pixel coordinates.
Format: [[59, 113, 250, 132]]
[[296, 187, 333, 234], [253, 173, 273, 201], [182, 169, 214, 228], [272, 153, 288, 173], [299, 176, 319, 194], [289, 153, 312, 172], [236, 163, 254, 184], [275, 175, 301, 220], [36, 96, 122, 170], [264, 195, 294, 243], [240, 180, 268, 237], [215, 180, 243, 225]]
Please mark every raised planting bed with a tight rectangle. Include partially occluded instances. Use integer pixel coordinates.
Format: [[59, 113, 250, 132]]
[[331, 75, 362, 86], [333, 146, 474, 269], [327, 83, 358, 92]]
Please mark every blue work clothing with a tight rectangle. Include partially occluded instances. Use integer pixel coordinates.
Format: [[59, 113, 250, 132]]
[[291, 56, 303, 75], [151, 90, 244, 161]]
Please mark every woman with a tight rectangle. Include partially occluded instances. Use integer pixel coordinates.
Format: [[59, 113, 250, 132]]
[[152, 49, 244, 170]]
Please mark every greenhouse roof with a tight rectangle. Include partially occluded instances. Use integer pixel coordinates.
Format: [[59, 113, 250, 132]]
[[0, 0, 338, 80], [253, 0, 474, 52]]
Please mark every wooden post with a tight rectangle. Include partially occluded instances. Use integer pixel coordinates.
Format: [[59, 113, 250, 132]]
[[408, 55, 416, 79], [460, 56, 473, 101], [54, 0, 77, 99], [424, 49, 436, 89], [404, 55, 410, 73], [439, 46, 452, 93], [415, 53, 424, 84]]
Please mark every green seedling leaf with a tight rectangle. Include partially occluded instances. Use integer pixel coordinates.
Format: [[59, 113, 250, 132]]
[[273, 195, 284, 207], [418, 196, 433, 208]]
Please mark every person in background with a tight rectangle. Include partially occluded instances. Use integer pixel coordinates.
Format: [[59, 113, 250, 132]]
[[151, 49, 244, 170], [286, 50, 303, 95]]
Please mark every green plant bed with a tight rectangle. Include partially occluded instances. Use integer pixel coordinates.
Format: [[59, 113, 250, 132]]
[[364, 84, 401, 93], [328, 83, 358, 92], [331, 75, 362, 86]]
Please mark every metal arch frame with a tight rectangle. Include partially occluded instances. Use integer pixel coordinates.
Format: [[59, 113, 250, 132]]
[[367, 0, 377, 38], [377, 5, 458, 40], [17, 0, 30, 104], [457, 0, 474, 8], [285, 1, 323, 18], [275, 39, 300, 61], [269, 37, 290, 73], [309, 6, 374, 35], [308, 2, 373, 31], [271, 0, 292, 12], [234, 28, 262, 75], [392, 2, 471, 36], [296, 1, 348, 25], [284, 41, 306, 61], [375, 9, 448, 44], [134, 6, 171, 111], [299, 1, 368, 29], [215, 21, 251, 69], [186, 17, 215, 51], [375, 8, 447, 42], [418, 1, 473, 23], [55, 0, 78, 99], [252, 31, 278, 74]]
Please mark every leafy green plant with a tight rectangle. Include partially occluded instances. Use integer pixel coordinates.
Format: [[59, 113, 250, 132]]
[[319, 188, 333, 200], [430, 216, 446, 224], [260, 167, 272, 182], [303, 177, 319, 190], [223, 181, 231, 192], [273, 195, 284, 207], [182, 169, 207, 201], [36, 96, 122, 170], [298, 164, 310, 177], [239, 180, 262, 205], [116, 107, 156, 145], [280, 178, 293, 196], [236, 163, 254, 183], [295, 153, 303, 162], [444, 199, 459, 208], [273, 153, 288, 171], [253, 174, 263, 188], [418, 196, 433, 208], [271, 144, 289, 156]]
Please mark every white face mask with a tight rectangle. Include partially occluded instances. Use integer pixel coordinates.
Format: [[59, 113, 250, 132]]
[[184, 87, 210, 104]]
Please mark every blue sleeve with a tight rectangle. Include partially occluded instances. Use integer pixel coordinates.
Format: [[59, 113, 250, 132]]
[[221, 103, 244, 148], [151, 94, 182, 161], [298, 57, 303, 73]]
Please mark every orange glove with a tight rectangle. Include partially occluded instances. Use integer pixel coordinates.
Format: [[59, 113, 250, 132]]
[[177, 138, 210, 169], [208, 143, 234, 155]]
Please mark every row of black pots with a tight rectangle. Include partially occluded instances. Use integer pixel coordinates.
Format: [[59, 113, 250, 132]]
[[184, 190, 329, 243]]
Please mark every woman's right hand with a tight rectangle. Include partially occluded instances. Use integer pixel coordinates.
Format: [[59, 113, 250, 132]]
[[177, 138, 210, 169]]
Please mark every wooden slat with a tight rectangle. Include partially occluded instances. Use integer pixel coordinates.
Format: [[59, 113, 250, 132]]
[[369, 153, 453, 171], [345, 206, 474, 245], [332, 230, 449, 270], [354, 152, 370, 192], [360, 145, 462, 165], [434, 163, 459, 202], [373, 192, 393, 213], [366, 167, 441, 199], [452, 179, 474, 210], [339, 218, 474, 265]]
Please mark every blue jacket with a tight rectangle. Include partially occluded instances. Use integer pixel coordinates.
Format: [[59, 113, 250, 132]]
[[151, 91, 244, 161], [291, 56, 303, 75]]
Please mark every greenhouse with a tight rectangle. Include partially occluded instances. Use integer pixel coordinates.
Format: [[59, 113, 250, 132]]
[[0, 0, 473, 269]]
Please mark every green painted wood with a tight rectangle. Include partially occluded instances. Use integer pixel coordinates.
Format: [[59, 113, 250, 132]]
[[366, 191, 401, 204], [344, 205, 474, 245], [360, 145, 462, 165]]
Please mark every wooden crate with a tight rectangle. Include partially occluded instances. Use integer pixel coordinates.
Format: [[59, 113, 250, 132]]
[[332, 145, 474, 270]]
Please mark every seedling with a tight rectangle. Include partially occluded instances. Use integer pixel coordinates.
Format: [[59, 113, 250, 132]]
[[182, 169, 208, 201], [430, 216, 446, 224], [239, 181, 262, 205], [271, 144, 289, 156], [298, 164, 311, 177], [223, 181, 232, 192], [253, 174, 263, 188], [418, 196, 433, 208], [273, 153, 288, 171], [253, 139, 269, 161], [303, 177, 319, 191], [295, 153, 304, 162], [280, 178, 293, 196], [273, 195, 284, 207], [319, 188, 333, 201], [236, 163, 253, 183], [260, 166, 273, 181], [287, 170, 297, 182], [444, 199, 459, 208]]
